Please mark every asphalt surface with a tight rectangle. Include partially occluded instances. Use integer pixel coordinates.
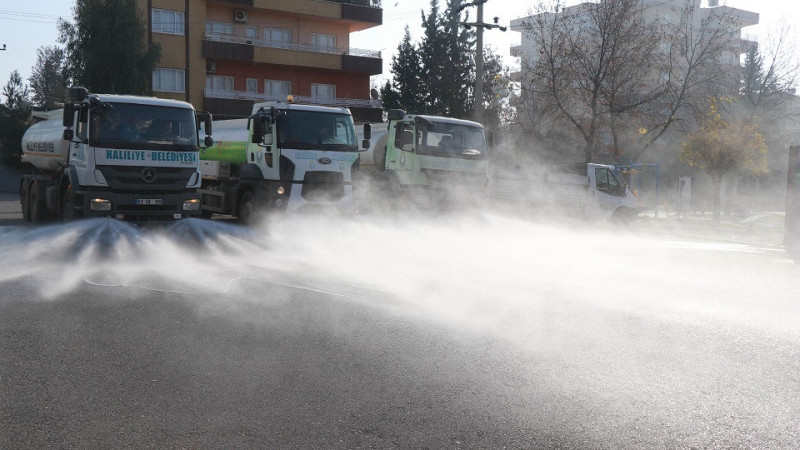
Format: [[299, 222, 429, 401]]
[[1, 192, 799, 448], [0, 192, 23, 227]]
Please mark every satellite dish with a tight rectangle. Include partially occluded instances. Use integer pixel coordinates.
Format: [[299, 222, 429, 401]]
[[370, 88, 379, 100]]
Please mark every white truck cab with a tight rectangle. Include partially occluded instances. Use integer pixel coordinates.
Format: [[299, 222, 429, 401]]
[[546, 163, 640, 221]]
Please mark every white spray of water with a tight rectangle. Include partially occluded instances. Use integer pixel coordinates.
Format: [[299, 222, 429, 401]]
[[1, 212, 798, 345]]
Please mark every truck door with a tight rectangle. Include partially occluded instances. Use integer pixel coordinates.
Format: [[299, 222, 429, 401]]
[[252, 119, 279, 181], [386, 121, 418, 185], [589, 164, 627, 213]]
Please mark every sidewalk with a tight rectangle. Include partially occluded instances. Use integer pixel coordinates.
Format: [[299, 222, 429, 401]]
[[632, 209, 785, 248]]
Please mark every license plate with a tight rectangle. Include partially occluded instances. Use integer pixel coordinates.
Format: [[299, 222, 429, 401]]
[[136, 198, 163, 206]]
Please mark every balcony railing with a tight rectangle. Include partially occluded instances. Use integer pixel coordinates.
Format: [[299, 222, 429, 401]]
[[204, 89, 381, 108], [324, 0, 381, 6], [205, 33, 381, 59]]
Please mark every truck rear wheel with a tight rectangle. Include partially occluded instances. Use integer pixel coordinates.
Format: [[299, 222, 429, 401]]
[[20, 182, 30, 222], [28, 183, 44, 224]]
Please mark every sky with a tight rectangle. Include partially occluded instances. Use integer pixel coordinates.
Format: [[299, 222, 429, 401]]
[[0, 1, 798, 98]]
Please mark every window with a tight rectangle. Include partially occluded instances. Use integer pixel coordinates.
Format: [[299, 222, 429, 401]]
[[311, 33, 336, 53], [264, 80, 291, 98], [205, 21, 233, 36], [206, 76, 234, 92], [264, 28, 291, 49], [245, 26, 258, 43], [311, 83, 336, 100], [246, 78, 258, 93], [595, 167, 623, 196], [152, 9, 184, 35], [152, 68, 185, 93], [394, 122, 415, 152]]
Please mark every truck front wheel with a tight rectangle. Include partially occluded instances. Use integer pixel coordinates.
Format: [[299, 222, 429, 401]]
[[60, 190, 79, 222], [237, 191, 256, 225]]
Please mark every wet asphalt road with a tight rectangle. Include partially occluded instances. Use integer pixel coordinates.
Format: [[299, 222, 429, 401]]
[[1, 192, 799, 448]]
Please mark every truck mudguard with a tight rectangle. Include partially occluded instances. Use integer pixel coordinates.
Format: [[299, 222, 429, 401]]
[[238, 163, 264, 181]]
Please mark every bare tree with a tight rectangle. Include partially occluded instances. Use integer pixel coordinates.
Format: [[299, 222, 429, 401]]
[[516, 0, 754, 164], [518, 0, 659, 163], [633, 0, 748, 160]]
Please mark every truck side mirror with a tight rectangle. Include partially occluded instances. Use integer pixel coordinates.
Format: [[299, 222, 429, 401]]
[[204, 112, 213, 136], [362, 122, 371, 150], [204, 136, 214, 148], [251, 117, 265, 144], [63, 104, 75, 128], [363, 122, 372, 140]]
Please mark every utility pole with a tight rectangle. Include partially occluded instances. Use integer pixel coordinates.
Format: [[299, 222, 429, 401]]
[[459, 0, 505, 124]]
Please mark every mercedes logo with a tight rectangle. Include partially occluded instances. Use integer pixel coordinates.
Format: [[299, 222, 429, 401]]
[[318, 157, 332, 165], [141, 167, 156, 183]]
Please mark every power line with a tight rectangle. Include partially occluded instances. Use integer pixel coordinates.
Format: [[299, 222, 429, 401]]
[[0, 10, 64, 24]]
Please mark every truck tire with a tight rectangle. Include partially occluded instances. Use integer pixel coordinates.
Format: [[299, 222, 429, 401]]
[[29, 183, 44, 224], [20, 181, 30, 223], [237, 190, 256, 225], [60, 189, 79, 222]]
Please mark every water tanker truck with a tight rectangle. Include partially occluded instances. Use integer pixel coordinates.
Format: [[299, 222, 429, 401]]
[[19, 87, 213, 223], [355, 109, 489, 209], [198, 98, 370, 223]]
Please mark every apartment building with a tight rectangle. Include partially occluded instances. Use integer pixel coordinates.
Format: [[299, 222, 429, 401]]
[[509, 0, 758, 84], [137, 0, 383, 122]]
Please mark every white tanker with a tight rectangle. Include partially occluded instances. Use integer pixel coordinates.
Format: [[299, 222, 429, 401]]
[[19, 87, 213, 223]]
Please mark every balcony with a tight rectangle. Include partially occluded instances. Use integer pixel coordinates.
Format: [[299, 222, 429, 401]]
[[210, 0, 381, 29], [204, 33, 382, 74], [206, 32, 380, 58], [325, 0, 381, 6]]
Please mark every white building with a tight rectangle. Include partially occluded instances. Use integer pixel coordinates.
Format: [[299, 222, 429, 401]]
[[509, 0, 759, 84]]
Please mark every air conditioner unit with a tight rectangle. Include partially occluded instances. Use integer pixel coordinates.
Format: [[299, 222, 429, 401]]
[[234, 9, 248, 23], [206, 61, 216, 74]]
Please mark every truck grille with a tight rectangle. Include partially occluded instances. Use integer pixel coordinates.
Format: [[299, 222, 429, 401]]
[[301, 171, 345, 202], [97, 165, 195, 192]]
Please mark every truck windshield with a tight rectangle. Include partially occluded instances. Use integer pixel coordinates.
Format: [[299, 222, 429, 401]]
[[417, 122, 487, 159], [90, 103, 198, 150], [276, 110, 357, 151]]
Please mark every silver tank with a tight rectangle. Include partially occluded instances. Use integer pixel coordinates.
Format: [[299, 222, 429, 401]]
[[20, 109, 70, 172]]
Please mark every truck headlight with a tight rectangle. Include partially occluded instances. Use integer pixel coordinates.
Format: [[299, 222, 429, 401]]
[[277, 186, 285, 195], [90, 198, 112, 211], [183, 198, 201, 211]]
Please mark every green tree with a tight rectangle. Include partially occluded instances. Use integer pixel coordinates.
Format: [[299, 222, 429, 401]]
[[418, 0, 447, 115], [439, 0, 475, 118], [29, 46, 67, 109], [0, 71, 32, 167], [387, 27, 424, 113], [415, 0, 478, 118], [680, 98, 767, 223], [379, 80, 401, 111], [58, 0, 160, 94]]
